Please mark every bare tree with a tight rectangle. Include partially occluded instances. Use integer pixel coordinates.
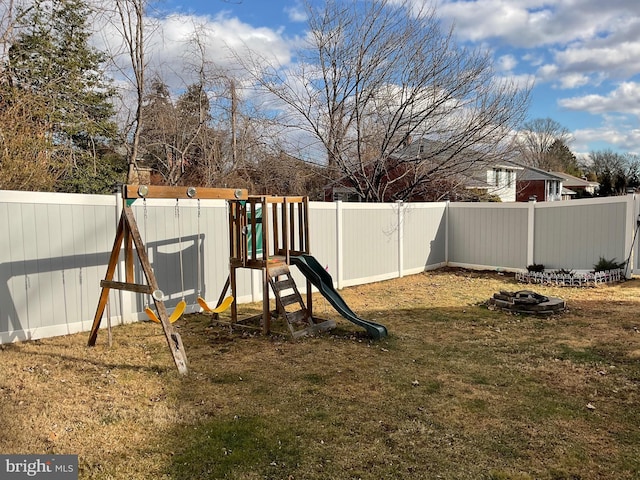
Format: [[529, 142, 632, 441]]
[[588, 149, 640, 196], [516, 117, 573, 171], [0, 0, 16, 60], [97, 0, 151, 184], [136, 23, 241, 186], [116, 0, 146, 184], [238, 0, 530, 201], [0, 89, 59, 191]]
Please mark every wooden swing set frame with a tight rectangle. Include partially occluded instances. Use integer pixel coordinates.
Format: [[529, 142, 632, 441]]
[[87, 185, 247, 375], [88, 185, 330, 375]]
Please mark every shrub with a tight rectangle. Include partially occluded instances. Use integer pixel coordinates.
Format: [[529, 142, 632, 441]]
[[593, 257, 625, 272], [553, 268, 575, 276], [527, 264, 545, 272]]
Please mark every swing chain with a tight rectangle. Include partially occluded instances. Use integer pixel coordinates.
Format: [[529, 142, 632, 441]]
[[175, 199, 186, 299], [143, 198, 150, 309], [196, 199, 202, 298]]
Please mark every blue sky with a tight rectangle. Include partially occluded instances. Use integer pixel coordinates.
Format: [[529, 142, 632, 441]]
[[128, 0, 640, 157]]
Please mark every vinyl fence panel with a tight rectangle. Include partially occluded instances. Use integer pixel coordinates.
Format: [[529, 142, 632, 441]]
[[340, 203, 399, 287], [448, 203, 529, 271], [533, 197, 631, 271], [401, 202, 447, 274], [0, 191, 117, 342]]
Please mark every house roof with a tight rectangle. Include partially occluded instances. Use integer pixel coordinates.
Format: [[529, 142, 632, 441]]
[[551, 171, 600, 188], [480, 156, 525, 171], [517, 166, 565, 182], [391, 138, 522, 169]]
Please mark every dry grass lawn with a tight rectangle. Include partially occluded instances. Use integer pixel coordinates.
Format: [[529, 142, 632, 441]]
[[1, 268, 639, 479]]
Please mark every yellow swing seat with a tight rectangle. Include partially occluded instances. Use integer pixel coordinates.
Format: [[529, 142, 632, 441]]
[[197, 295, 234, 314], [145, 299, 187, 324]]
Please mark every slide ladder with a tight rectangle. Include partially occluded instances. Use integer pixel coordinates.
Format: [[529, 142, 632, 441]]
[[268, 263, 335, 338]]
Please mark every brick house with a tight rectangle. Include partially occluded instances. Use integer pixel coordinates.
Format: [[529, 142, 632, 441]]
[[516, 166, 564, 202]]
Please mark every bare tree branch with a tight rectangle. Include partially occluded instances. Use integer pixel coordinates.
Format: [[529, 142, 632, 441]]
[[236, 0, 530, 201]]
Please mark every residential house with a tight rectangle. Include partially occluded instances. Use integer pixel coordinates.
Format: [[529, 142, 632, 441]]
[[324, 138, 523, 202], [516, 166, 564, 202], [551, 171, 599, 199], [463, 161, 523, 202]]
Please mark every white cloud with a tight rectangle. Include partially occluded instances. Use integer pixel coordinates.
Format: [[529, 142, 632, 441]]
[[496, 54, 517, 72], [434, 0, 567, 47], [96, 9, 296, 93], [433, 0, 640, 48], [285, 1, 307, 23], [572, 125, 640, 155], [557, 73, 590, 89], [536, 63, 558, 81], [424, 0, 640, 90], [553, 40, 640, 79], [522, 52, 544, 67], [559, 82, 640, 117]]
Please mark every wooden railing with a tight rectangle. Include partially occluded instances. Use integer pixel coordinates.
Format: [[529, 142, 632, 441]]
[[229, 196, 309, 268]]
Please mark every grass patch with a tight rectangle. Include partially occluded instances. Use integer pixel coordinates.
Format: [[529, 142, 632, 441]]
[[1, 268, 640, 479], [168, 415, 301, 479], [556, 344, 607, 364]]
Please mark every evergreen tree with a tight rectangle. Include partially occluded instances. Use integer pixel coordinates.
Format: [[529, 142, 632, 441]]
[[547, 139, 580, 176], [3, 0, 122, 193], [139, 80, 179, 183], [588, 149, 640, 196]]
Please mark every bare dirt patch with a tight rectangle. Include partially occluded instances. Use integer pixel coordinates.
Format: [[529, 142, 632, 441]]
[[1, 268, 639, 479]]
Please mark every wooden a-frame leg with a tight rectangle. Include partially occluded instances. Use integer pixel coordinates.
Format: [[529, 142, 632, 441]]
[[88, 206, 189, 376], [88, 214, 126, 346], [122, 207, 188, 375]]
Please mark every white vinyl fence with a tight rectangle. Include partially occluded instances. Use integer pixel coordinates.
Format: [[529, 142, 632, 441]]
[[1, 190, 638, 343]]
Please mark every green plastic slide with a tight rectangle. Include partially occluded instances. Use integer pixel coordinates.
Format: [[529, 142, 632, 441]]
[[290, 254, 388, 339]]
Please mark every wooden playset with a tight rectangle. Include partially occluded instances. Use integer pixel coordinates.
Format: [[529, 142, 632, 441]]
[[87, 185, 334, 375], [221, 195, 335, 337]]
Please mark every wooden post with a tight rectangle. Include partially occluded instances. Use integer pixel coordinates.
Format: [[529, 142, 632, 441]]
[[88, 214, 126, 346], [262, 266, 270, 334]]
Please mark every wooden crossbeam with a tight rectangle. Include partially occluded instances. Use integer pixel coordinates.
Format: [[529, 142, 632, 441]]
[[123, 184, 248, 200], [100, 280, 153, 295]]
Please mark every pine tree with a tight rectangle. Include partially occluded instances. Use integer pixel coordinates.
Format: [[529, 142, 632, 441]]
[[4, 0, 122, 192], [547, 139, 580, 176]]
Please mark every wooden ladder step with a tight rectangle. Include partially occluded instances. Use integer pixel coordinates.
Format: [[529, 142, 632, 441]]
[[286, 309, 310, 326], [268, 263, 290, 278], [272, 277, 295, 291], [280, 292, 303, 307], [266, 263, 315, 335]]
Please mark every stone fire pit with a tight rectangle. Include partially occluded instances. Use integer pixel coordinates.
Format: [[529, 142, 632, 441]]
[[488, 290, 566, 315]]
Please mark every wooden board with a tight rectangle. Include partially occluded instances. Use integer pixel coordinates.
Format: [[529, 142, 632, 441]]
[[123, 184, 248, 200]]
